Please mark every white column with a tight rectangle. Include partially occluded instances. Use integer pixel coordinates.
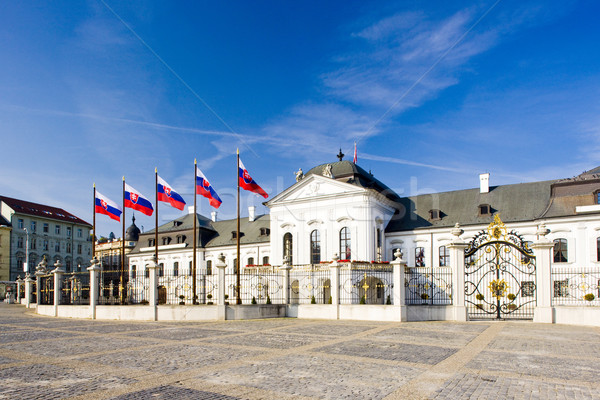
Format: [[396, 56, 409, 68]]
[[15, 277, 22, 304], [87, 257, 100, 320], [35, 257, 48, 308], [52, 260, 65, 317], [216, 253, 227, 320], [392, 249, 407, 321], [448, 223, 468, 321], [532, 224, 554, 323], [279, 262, 292, 305], [24, 275, 33, 308], [146, 258, 158, 321], [330, 253, 340, 320]]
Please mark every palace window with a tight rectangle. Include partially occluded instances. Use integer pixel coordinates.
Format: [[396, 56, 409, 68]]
[[67, 227, 71, 237], [283, 233, 293, 265], [54, 241, 60, 252], [31, 221, 36, 232], [131, 265, 137, 279], [597, 238, 600, 262], [158, 263, 164, 277], [262, 256, 269, 265], [429, 209, 442, 221], [260, 227, 270, 236], [66, 242, 71, 253], [77, 228, 82, 238], [415, 247, 425, 267], [206, 260, 212, 275], [162, 237, 171, 245], [176, 235, 186, 244], [339, 227, 351, 260], [43, 223, 49, 233], [247, 257, 254, 267], [148, 239, 155, 247], [173, 262, 179, 277], [77, 244, 82, 254], [43, 240, 48, 251], [189, 261, 193, 276], [55, 225, 60, 235], [31, 239, 36, 250], [17, 237, 23, 249], [310, 230, 321, 264], [553, 239, 568, 263], [376, 228, 382, 262], [18, 219, 24, 229], [479, 204, 492, 216], [439, 245, 449, 267], [233, 258, 238, 274]]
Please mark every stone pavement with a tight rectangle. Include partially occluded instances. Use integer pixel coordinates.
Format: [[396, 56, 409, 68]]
[[1, 304, 599, 400]]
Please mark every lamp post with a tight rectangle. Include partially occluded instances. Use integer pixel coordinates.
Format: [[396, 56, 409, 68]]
[[23, 228, 30, 275]]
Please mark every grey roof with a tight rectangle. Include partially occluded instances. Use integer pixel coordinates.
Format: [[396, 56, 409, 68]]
[[386, 180, 556, 232], [304, 160, 402, 202], [125, 215, 141, 242], [146, 212, 214, 234], [205, 214, 270, 248]]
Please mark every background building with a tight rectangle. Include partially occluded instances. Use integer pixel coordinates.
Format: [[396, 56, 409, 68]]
[[0, 195, 92, 280], [95, 216, 140, 270]]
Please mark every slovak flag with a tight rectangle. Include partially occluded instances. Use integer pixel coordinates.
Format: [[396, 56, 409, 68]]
[[157, 175, 186, 210], [196, 167, 222, 208], [124, 183, 154, 216], [95, 191, 122, 222], [238, 158, 268, 199]]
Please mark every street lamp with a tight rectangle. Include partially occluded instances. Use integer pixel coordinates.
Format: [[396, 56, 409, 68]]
[[23, 228, 29, 274]]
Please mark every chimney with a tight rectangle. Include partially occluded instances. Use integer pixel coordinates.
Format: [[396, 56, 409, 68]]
[[187, 206, 195, 215], [480, 173, 490, 193], [248, 206, 256, 222], [211, 211, 217, 222]]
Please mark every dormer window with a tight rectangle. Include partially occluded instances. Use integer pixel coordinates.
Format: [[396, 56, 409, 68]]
[[429, 209, 442, 221], [479, 204, 492, 216], [176, 235, 186, 244], [232, 231, 238, 239], [162, 237, 172, 245], [173, 221, 182, 227], [260, 227, 270, 236]]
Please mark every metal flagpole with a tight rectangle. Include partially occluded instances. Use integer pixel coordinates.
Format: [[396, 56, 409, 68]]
[[121, 176, 126, 304], [155, 168, 159, 279], [193, 159, 197, 304], [236, 149, 242, 304], [92, 184, 96, 260]]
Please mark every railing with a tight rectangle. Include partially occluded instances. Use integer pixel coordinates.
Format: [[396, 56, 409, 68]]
[[339, 263, 393, 305], [98, 269, 126, 305], [39, 274, 54, 305], [226, 270, 285, 304], [61, 272, 91, 305], [405, 267, 453, 305], [289, 264, 331, 304], [552, 266, 600, 306], [156, 272, 216, 305]]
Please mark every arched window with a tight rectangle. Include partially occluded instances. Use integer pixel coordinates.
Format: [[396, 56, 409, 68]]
[[131, 265, 137, 279], [206, 260, 212, 275], [553, 239, 568, 263], [439, 246, 449, 267], [415, 247, 425, 267], [376, 228, 382, 262], [310, 230, 321, 264], [262, 256, 269, 265], [233, 258, 238, 274], [173, 262, 179, 277], [340, 227, 351, 260], [158, 263, 164, 277], [247, 257, 254, 267], [597, 237, 600, 262], [283, 233, 293, 265]]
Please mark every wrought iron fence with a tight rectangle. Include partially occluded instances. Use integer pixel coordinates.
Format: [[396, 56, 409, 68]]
[[289, 264, 331, 304], [38, 274, 54, 305], [339, 263, 393, 305], [552, 266, 600, 306], [30, 281, 37, 304], [156, 272, 217, 305], [61, 272, 91, 305], [225, 270, 285, 304], [98, 269, 126, 305], [405, 267, 452, 305]]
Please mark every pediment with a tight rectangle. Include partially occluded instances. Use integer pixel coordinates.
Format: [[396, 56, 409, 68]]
[[267, 174, 366, 205]]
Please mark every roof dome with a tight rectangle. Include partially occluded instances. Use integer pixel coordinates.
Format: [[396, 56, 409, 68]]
[[125, 215, 141, 242]]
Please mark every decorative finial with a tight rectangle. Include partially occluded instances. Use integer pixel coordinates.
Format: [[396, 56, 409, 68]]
[[132, 214, 136, 224], [451, 222, 464, 238], [337, 148, 344, 161], [295, 168, 304, 182]]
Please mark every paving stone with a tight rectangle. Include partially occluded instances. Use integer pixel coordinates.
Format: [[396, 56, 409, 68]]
[[110, 385, 241, 400], [204, 331, 320, 349], [275, 321, 379, 337], [372, 326, 478, 347], [0, 329, 83, 343], [487, 335, 600, 358], [125, 327, 230, 341], [315, 338, 458, 364]]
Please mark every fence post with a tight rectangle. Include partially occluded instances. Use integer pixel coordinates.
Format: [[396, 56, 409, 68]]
[[448, 223, 468, 321], [392, 249, 407, 322], [35, 256, 48, 309], [279, 261, 292, 306], [88, 257, 100, 320], [24, 274, 33, 308], [532, 224, 554, 323], [52, 260, 65, 317], [146, 257, 158, 321], [15, 277, 22, 304], [330, 254, 341, 320], [216, 253, 227, 320]]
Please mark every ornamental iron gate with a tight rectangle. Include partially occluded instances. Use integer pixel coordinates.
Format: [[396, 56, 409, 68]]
[[465, 215, 536, 320]]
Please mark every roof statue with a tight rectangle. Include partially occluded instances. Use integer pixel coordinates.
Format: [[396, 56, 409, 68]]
[[323, 164, 333, 178], [295, 168, 304, 182]]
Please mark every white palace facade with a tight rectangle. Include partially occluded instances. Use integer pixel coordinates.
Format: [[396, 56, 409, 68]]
[[128, 159, 600, 282]]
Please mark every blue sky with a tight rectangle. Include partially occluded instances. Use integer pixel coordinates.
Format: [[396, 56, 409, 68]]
[[1, 0, 599, 237]]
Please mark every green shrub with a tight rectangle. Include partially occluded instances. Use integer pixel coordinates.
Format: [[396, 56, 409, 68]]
[[311, 295, 316, 304], [251, 296, 257, 304], [584, 293, 595, 302], [266, 295, 272, 304], [328, 296, 332, 304], [360, 295, 366, 304], [421, 293, 429, 300], [386, 295, 391, 305]]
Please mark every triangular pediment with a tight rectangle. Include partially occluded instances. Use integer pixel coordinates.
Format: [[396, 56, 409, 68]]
[[266, 174, 366, 206]]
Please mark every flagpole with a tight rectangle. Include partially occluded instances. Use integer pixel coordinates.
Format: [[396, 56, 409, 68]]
[[92, 183, 96, 260], [121, 176, 126, 304], [236, 149, 241, 304], [193, 159, 197, 304], [155, 168, 159, 280]]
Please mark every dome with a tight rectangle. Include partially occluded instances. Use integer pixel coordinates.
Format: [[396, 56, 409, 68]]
[[125, 215, 141, 242]]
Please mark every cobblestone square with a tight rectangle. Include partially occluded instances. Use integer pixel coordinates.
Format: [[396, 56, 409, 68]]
[[1, 304, 599, 399]]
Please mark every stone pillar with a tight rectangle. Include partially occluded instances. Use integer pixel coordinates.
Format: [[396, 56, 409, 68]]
[[146, 257, 159, 321], [447, 223, 468, 321], [88, 257, 100, 320], [35, 256, 48, 308], [279, 260, 292, 305], [15, 277, 22, 304], [24, 274, 33, 308], [532, 224, 554, 323], [391, 249, 407, 322], [52, 260, 65, 317], [216, 253, 227, 320], [330, 254, 341, 320]]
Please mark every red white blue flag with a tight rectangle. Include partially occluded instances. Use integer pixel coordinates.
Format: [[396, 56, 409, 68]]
[[95, 191, 122, 222], [157, 175, 186, 211], [124, 183, 154, 216], [196, 167, 222, 208], [238, 158, 268, 199]]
